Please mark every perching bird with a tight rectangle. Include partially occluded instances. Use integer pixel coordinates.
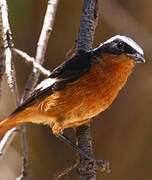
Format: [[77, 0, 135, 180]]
[[0, 35, 145, 136]]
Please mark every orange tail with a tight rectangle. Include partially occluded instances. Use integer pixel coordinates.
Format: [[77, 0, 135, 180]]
[[0, 115, 22, 135], [0, 107, 38, 136], [0, 107, 48, 136]]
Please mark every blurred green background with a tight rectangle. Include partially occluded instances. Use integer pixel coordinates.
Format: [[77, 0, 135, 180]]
[[0, 0, 152, 179]]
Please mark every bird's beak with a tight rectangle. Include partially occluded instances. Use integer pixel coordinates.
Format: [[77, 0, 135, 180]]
[[127, 53, 146, 63]]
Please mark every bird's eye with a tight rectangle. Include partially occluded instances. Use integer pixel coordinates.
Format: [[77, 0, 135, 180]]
[[117, 42, 124, 49]]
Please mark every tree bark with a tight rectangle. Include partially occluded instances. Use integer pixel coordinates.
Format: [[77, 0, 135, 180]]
[[76, 0, 99, 179]]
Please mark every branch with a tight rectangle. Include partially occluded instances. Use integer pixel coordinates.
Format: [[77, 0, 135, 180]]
[[77, 0, 99, 52], [22, 0, 59, 99], [0, 0, 59, 179], [0, 1, 22, 179], [35, 0, 59, 64], [53, 160, 78, 180], [13, 48, 51, 77], [0, 0, 20, 159], [0, 9, 5, 99], [0, 127, 20, 156], [19, 1, 60, 179], [16, 125, 28, 180], [76, 0, 109, 179], [0, 0, 18, 95]]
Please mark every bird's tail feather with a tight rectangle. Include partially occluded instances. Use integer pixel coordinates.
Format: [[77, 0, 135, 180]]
[[0, 108, 37, 136], [0, 115, 22, 135], [0, 116, 23, 136]]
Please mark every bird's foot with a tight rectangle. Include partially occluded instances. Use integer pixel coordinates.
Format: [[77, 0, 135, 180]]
[[52, 122, 64, 136]]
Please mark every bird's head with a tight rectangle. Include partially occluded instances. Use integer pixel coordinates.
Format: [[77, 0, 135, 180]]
[[94, 35, 145, 66]]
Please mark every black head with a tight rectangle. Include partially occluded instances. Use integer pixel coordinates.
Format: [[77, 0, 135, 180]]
[[94, 35, 145, 63]]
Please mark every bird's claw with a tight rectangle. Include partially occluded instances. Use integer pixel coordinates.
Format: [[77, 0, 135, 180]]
[[52, 122, 64, 136], [95, 159, 111, 174]]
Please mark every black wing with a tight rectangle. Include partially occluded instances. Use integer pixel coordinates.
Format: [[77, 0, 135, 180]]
[[50, 52, 92, 82], [11, 52, 93, 115]]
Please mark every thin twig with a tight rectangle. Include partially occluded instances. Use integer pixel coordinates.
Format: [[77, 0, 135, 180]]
[[0, 0, 59, 179], [0, 127, 20, 157], [0, 0, 16, 93], [18, 1, 60, 179], [22, 0, 59, 98], [35, 0, 59, 65], [13, 48, 51, 77], [0, 3, 5, 99], [16, 125, 28, 180], [53, 159, 78, 180], [0, 0, 20, 158]]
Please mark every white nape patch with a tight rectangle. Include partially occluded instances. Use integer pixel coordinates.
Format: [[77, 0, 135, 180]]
[[35, 78, 58, 91], [100, 35, 144, 55]]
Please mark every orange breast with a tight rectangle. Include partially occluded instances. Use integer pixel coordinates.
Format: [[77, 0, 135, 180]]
[[36, 56, 135, 128]]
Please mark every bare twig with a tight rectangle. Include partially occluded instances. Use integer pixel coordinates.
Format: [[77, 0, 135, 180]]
[[16, 125, 28, 180], [35, 0, 59, 65], [53, 160, 78, 180], [0, 127, 20, 157], [0, 0, 17, 93], [77, 0, 99, 53], [50, 132, 110, 179], [0, 50, 5, 99], [22, 0, 59, 99], [0, 0, 59, 179], [0, 0, 20, 159], [0, 5, 5, 98], [18, 1, 60, 179], [75, 0, 109, 179], [13, 48, 51, 77]]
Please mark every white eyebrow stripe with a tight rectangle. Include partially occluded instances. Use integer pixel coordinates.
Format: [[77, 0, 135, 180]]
[[35, 78, 58, 91], [101, 35, 144, 56]]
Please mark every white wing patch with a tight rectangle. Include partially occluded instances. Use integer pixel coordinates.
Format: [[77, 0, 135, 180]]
[[100, 35, 144, 55], [35, 78, 58, 91]]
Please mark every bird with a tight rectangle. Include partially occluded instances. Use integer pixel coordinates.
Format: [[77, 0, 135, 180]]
[[0, 35, 145, 136]]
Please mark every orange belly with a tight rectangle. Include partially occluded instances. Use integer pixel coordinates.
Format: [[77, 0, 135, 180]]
[[34, 58, 135, 130]]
